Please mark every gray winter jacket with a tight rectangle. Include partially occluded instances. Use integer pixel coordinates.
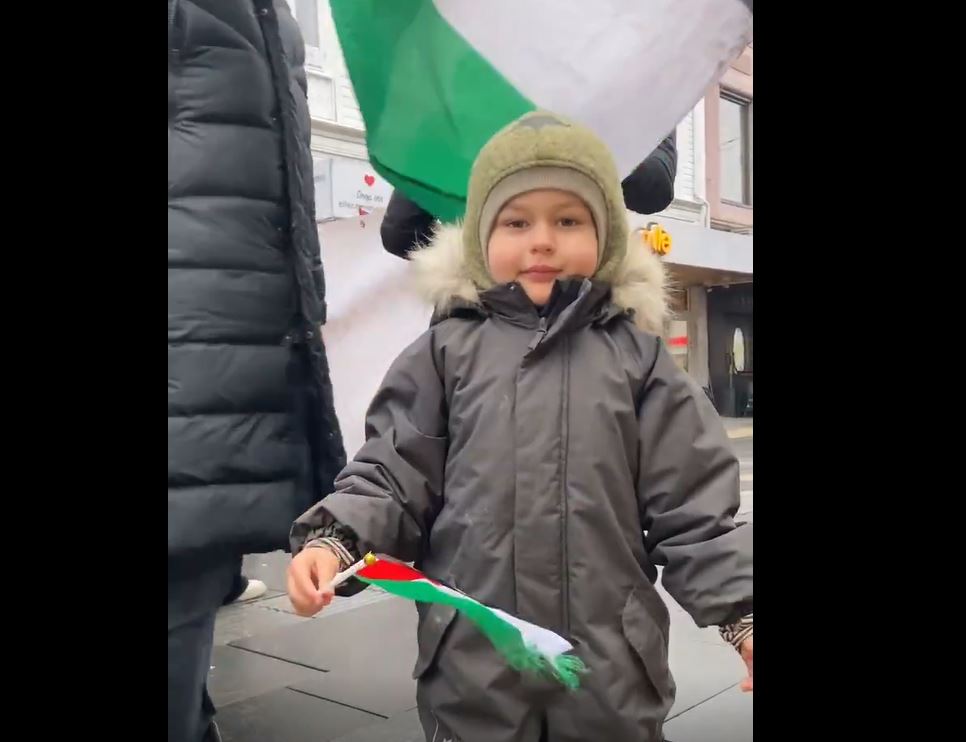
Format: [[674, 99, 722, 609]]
[[292, 226, 752, 742]]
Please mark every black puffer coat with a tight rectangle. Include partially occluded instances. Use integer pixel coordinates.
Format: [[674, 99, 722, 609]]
[[168, 0, 345, 568]]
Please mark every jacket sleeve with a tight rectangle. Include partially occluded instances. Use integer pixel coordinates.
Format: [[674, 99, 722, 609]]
[[380, 190, 438, 259], [290, 330, 448, 566], [636, 337, 752, 628], [621, 131, 678, 214]]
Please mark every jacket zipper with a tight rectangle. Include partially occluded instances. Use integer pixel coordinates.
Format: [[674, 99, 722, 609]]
[[525, 313, 569, 631], [527, 317, 548, 352], [560, 335, 571, 634], [255, 0, 323, 333]]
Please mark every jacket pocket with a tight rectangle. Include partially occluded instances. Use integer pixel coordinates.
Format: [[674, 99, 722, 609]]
[[621, 582, 676, 705], [413, 601, 458, 679]]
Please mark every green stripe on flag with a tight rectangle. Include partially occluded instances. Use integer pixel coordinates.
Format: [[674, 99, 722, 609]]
[[357, 575, 586, 689], [357, 576, 526, 659], [331, 0, 535, 221]]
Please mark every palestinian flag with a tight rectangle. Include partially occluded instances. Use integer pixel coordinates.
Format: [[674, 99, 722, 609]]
[[331, 0, 753, 221], [356, 558, 586, 689]]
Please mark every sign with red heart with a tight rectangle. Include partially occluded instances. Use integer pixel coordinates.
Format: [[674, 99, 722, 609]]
[[326, 157, 393, 219]]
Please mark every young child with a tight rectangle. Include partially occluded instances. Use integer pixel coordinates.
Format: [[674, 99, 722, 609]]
[[287, 111, 753, 742]]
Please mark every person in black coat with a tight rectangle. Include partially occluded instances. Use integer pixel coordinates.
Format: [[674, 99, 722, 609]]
[[380, 131, 678, 259], [168, 2, 346, 740]]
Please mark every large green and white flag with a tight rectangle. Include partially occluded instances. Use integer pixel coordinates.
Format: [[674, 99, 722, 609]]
[[331, 0, 753, 220]]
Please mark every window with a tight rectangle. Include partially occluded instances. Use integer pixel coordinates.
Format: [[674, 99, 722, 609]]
[[296, 0, 319, 47], [719, 93, 752, 206], [291, 0, 324, 69]]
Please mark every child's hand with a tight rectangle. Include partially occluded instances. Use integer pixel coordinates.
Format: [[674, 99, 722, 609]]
[[739, 636, 753, 692], [287, 547, 342, 617]]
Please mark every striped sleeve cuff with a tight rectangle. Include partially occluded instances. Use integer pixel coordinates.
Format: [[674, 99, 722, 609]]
[[303, 521, 362, 571], [718, 612, 753, 651]]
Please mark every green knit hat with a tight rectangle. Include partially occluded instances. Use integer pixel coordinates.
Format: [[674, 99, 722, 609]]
[[462, 111, 629, 290]]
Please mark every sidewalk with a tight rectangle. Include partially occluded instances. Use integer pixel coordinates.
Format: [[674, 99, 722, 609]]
[[210, 552, 753, 741], [723, 416, 753, 440]]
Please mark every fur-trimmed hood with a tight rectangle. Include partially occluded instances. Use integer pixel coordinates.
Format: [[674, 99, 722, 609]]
[[410, 223, 668, 333]]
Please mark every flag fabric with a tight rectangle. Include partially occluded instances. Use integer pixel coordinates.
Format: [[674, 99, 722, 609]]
[[331, 0, 753, 221], [355, 558, 587, 689]]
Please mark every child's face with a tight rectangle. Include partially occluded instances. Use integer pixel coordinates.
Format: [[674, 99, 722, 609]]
[[487, 189, 599, 306]]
